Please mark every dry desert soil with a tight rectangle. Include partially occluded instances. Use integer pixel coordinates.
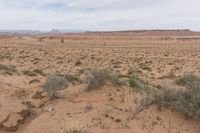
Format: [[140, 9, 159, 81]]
[[0, 30, 200, 133]]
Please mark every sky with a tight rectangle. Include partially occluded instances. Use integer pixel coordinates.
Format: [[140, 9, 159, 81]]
[[0, 0, 200, 31]]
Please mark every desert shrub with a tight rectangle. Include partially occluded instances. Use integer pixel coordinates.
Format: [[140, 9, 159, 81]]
[[43, 75, 68, 98], [109, 77, 123, 86], [154, 88, 178, 111], [129, 75, 146, 92], [52, 73, 82, 83], [154, 82, 200, 119], [85, 68, 124, 91], [174, 83, 200, 119], [85, 69, 109, 91], [107, 73, 124, 86], [175, 72, 200, 86], [129, 72, 200, 120], [158, 71, 176, 79]]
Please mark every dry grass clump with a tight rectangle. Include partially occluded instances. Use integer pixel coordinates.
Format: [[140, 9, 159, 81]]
[[85, 69, 122, 91], [0, 64, 16, 74], [43, 75, 68, 98], [22, 68, 45, 76], [52, 73, 82, 83], [175, 72, 200, 86], [0, 64, 15, 71], [64, 74, 82, 83], [128, 75, 148, 92], [107, 72, 124, 86], [153, 88, 178, 111], [33, 68, 45, 76], [22, 69, 37, 76], [85, 69, 109, 91], [61, 127, 87, 133], [60, 120, 86, 133]]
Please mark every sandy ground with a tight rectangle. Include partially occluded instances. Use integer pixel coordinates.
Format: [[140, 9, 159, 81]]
[[0, 34, 200, 133]]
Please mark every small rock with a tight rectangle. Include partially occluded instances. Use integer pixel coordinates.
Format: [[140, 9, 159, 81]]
[[47, 108, 54, 112], [74, 60, 82, 66]]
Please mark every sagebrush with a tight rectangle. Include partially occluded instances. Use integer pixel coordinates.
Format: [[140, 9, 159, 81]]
[[43, 75, 68, 98], [85, 69, 122, 91]]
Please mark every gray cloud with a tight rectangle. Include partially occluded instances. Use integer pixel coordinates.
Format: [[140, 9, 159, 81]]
[[0, 0, 200, 31]]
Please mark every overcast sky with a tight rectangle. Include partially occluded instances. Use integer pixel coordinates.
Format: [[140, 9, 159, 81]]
[[0, 0, 200, 31]]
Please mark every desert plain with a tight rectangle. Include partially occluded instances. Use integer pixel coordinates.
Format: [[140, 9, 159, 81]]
[[0, 30, 200, 133]]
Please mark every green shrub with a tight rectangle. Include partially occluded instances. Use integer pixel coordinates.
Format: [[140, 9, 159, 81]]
[[109, 77, 123, 86], [43, 75, 68, 98], [129, 75, 146, 92], [107, 73, 124, 86]]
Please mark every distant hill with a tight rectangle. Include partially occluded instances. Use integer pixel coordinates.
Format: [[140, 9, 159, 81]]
[[0, 30, 44, 35], [0, 29, 199, 36], [86, 29, 200, 36]]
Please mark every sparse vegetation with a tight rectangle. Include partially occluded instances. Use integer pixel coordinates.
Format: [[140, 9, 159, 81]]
[[60, 121, 86, 133], [175, 72, 200, 86], [22, 68, 45, 76], [107, 73, 124, 86], [129, 75, 146, 92], [130, 73, 200, 120], [43, 75, 68, 98], [153, 88, 178, 111], [85, 69, 109, 91], [33, 68, 45, 76], [64, 74, 82, 83], [0, 64, 10, 71], [2, 32, 200, 132], [0, 64, 16, 74], [154, 75, 200, 119], [85, 69, 123, 91]]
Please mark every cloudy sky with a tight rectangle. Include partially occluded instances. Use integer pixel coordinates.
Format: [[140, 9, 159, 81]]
[[0, 0, 200, 31]]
